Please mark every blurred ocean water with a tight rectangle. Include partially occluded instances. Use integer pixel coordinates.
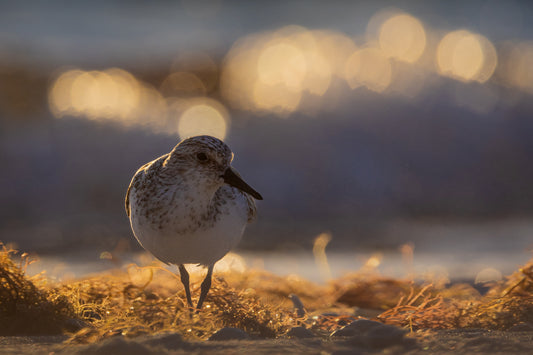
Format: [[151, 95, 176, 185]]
[[1, 0, 532, 257]]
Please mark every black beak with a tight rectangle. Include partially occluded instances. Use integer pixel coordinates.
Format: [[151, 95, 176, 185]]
[[222, 167, 263, 200]]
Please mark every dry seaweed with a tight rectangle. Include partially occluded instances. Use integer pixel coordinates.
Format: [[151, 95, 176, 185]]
[[2, 242, 533, 342], [333, 274, 416, 309], [0, 243, 75, 335], [59, 266, 297, 343], [374, 259, 533, 330]]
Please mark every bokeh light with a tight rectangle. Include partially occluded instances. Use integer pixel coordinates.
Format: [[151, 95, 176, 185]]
[[135, 83, 168, 128], [214, 252, 246, 273], [48, 68, 171, 130], [257, 40, 307, 89], [168, 97, 229, 140], [362, 253, 383, 271], [344, 47, 392, 92], [288, 28, 333, 96], [311, 30, 357, 78], [221, 26, 351, 117], [436, 30, 497, 83], [49, 68, 141, 121], [378, 13, 426, 63], [474, 267, 502, 284], [48, 69, 85, 117], [252, 82, 302, 116], [498, 41, 533, 94], [386, 63, 428, 99]]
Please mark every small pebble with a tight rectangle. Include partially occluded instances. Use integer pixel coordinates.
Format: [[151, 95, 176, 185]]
[[362, 324, 408, 349], [286, 326, 315, 338], [208, 327, 250, 341]]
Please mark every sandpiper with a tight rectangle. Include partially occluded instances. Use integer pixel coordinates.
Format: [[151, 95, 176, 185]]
[[125, 135, 262, 311]]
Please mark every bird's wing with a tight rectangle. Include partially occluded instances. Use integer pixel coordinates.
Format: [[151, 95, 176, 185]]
[[125, 160, 156, 218], [245, 193, 258, 223], [126, 153, 171, 217]]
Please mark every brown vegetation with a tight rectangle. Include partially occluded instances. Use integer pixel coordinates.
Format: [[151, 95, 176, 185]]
[[0, 242, 532, 343]]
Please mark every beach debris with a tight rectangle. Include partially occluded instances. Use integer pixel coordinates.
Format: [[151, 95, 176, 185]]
[[335, 276, 414, 309], [0, 243, 76, 335], [289, 293, 307, 317]]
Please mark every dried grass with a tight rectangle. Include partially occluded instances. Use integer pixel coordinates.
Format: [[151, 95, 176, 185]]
[[1, 242, 532, 342], [374, 258, 533, 330], [0, 243, 74, 335]]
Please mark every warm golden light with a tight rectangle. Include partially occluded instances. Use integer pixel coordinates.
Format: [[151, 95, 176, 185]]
[[313, 232, 332, 281], [387, 63, 427, 99], [257, 41, 307, 89], [436, 30, 497, 83], [221, 26, 345, 117], [135, 84, 168, 128], [379, 13, 426, 63], [362, 253, 383, 271], [252, 82, 302, 116], [312, 30, 357, 78], [344, 47, 392, 92], [49, 68, 142, 121], [301, 50, 332, 96], [287, 29, 332, 96], [499, 41, 533, 93], [220, 33, 270, 112], [176, 100, 228, 140], [49, 69, 84, 117], [475, 268, 502, 284], [215, 252, 246, 273]]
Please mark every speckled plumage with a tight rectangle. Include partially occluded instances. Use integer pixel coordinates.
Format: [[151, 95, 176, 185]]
[[125, 136, 260, 267]]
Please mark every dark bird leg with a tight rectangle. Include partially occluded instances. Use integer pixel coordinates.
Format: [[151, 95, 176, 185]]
[[178, 264, 193, 309], [196, 265, 214, 312]]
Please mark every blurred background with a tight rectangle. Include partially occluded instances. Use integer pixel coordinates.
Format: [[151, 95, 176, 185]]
[[1, 0, 532, 282]]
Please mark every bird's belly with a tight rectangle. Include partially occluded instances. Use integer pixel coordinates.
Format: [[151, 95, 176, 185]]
[[130, 207, 247, 266]]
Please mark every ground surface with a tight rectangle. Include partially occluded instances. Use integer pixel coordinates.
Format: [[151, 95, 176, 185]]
[[1, 330, 533, 355], [2, 245, 533, 354]]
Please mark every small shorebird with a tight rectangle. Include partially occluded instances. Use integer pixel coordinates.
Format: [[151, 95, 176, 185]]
[[125, 135, 262, 311]]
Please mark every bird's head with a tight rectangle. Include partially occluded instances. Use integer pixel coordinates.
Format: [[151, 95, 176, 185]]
[[169, 135, 263, 200]]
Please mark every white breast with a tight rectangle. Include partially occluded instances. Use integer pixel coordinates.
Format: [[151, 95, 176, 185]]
[[129, 184, 250, 266]]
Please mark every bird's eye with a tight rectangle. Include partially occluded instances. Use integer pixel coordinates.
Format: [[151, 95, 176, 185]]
[[196, 153, 208, 162]]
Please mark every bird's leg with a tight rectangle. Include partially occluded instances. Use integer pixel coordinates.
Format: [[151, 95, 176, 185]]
[[178, 264, 193, 309], [195, 265, 214, 312]]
